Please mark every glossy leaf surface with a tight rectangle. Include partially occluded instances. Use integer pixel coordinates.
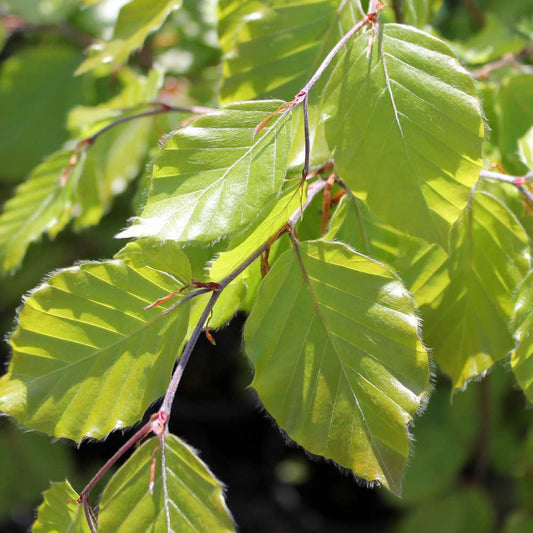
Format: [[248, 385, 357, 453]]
[[244, 240, 430, 493]]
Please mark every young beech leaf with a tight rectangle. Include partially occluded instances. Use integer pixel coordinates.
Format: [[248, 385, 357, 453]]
[[0, 149, 84, 273], [0, 248, 191, 442], [244, 240, 430, 494], [325, 194, 450, 309], [0, 69, 162, 273], [97, 434, 235, 532], [218, 0, 355, 103], [33, 481, 89, 533], [424, 190, 530, 390], [118, 100, 292, 244], [323, 23, 484, 248], [499, 74, 533, 175], [511, 271, 533, 402], [76, 0, 182, 74]]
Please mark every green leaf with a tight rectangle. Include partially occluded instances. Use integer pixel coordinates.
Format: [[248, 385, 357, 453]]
[[118, 100, 292, 244], [0, 45, 85, 180], [33, 481, 89, 533], [115, 237, 191, 284], [503, 512, 533, 533], [519, 126, 533, 171], [5, 0, 79, 24], [424, 190, 530, 390], [398, 388, 476, 504], [403, 0, 431, 28], [498, 74, 533, 175], [511, 271, 533, 402], [0, 70, 162, 272], [244, 240, 430, 493], [0, 247, 190, 441], [77, 0, 182, 74], [396, 488, 495, 533], [218, 0, 350, 103], [324, 23, 484, 247], [217, 0, 363, 169], [0, 423, 74, 519], [451, 15, 527, 65], [325, 194, 449, 308], [0, 149, 83, 273], [98, 434, 235, 532]]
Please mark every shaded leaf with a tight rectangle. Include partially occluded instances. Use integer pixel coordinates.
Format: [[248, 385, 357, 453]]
[[425, 190, 530, 389], [218, 0, 348, 103], [519, 126, 533, 171], [118, 100, 292, 244], [98, 434, 234, 532], [0, 423, 74, 520], [498, 74, 533, 175], [0, 247, 190, 441], [0, 45, 85, 180], [324, 23, 483, 247], [396, 488, 494, 533], [325, 194, 449, 308], [0, 70, 161, 272], [244, 240, 430, 493], [77, 0, 182, 74], [32, 481, 89, 533]]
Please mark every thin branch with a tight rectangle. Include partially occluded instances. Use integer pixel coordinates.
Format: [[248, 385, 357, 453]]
[[302, 95, 310, 180], [159, 177, 329, 416], [83, 103, 214, 147], [61, 103, 214, 185], [474, 46, 533, 79], [480, 169, 533, 204]]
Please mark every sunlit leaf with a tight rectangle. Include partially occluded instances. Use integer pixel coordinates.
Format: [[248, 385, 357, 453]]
[[32, 481, 89, 533], [0, 150, 83, 273], [118, 100, 292, 244], [244, 240, 430, 493], [425, 190, 530, 389], [518, 126, 533, 171], [511, 271, 533, 402], [98, 434, 235, 532], [77, 0, 182, 74], [324, 23, 484, 247], [0, 246, 190, 441]]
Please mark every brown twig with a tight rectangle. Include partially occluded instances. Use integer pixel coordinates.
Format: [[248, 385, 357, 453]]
[[473, 46, 533, 79]]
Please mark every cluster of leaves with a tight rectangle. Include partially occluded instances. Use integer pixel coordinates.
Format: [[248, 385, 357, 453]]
[[0, 0, 532, 530]]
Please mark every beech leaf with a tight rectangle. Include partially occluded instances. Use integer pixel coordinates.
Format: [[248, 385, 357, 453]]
[[244, 240, 430, 494]]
